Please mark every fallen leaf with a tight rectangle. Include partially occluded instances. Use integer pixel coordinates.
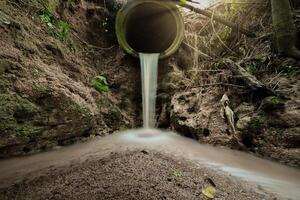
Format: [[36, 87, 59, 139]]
[[202, 186, 216, 199]]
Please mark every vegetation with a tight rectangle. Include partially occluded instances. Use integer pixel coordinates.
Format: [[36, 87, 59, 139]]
[[173, 170, 182, 177], [40, 11, 70, 42], [31, 68, 39, 78], [281, 64, 300, 77], [39, 0, 70, 42], [259, 96, 284, 112], [92, 75, 109, 93]]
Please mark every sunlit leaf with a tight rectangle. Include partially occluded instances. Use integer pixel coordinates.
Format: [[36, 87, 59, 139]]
[[92, 75, 109, 92], [202, 186, 216, 199], [173, 170, 182, 177]]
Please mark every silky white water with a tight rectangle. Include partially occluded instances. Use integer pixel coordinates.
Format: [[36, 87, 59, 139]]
[[139, 53, 160, 128]]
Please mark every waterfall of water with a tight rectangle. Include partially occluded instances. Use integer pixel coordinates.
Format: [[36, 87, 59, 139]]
[[139, 53, 160, 128]]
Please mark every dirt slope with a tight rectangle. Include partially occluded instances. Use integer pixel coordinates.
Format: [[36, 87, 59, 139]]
[[0, 0, 142, 157]]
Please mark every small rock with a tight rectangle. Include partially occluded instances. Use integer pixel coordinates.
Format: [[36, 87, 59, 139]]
[[140, 150, 149, 154]]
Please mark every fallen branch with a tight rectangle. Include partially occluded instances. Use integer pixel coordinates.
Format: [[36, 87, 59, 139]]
[[182, 41, 213, 59], [192, 83, 246, 88], [223, 59, 274, 94], [179, 3, 256, 38]]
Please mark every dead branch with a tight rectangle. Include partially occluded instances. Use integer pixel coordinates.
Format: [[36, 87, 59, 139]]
[[179, 3, 256, 38], [189, 82, 246, 89], [223, 59, 274, 94]]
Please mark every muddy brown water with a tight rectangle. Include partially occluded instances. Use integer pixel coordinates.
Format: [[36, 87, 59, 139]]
[[0, 129, 299, 200]]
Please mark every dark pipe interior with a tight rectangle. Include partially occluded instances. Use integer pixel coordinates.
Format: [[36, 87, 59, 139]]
[[125, 3, 177, 53]]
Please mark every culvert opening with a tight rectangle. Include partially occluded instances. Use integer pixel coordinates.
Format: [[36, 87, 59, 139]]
[[125, 2, 177, 53]]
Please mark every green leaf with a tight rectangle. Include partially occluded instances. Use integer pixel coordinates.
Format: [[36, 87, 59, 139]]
[[92, 75, 109, 93], [96, 75, 108, 85], [39, 1, 70, 42], [173, 170, 182, 177], [58, 20, 70, 34], [47, 0, 59, 13], [40, 13, 51, 23], [53, 30, 64, 41], [93, 82, 109, 92]]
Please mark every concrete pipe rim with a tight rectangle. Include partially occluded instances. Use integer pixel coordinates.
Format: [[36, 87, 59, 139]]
[[115, 0, 184, 59]]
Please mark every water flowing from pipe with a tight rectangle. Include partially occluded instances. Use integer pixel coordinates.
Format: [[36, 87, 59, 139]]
[[139, 53, 160, 128]]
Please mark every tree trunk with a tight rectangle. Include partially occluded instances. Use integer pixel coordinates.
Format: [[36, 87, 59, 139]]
[[271, 0, 300, 59]]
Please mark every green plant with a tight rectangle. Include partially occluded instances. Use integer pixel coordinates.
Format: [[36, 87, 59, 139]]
[[259, 96, 284, 112], [173, 170, 182, 177], [32, 68, 39, 78], [47, 0, 59, 13], [92, 75, 109, 92], [39, 12, 55, 27], [281, 65, 300, 77], [39, 1, 70, 42], [53, 20, 70, 41], [245, 64, 257, 75]]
